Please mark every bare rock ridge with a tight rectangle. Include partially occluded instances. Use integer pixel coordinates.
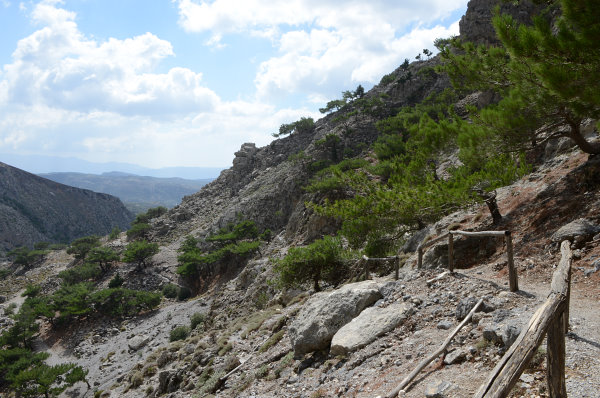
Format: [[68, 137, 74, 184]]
[[459, 0, 546, 45], [0, 161, 133, 253]]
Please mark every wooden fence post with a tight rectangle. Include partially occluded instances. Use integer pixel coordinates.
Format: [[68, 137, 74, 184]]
[[448, 233, 454, 272], [417, 247, 423, 269], [546, 240, 572, 398], [505, 231, 518, 292], [394, 255, 399, 280]]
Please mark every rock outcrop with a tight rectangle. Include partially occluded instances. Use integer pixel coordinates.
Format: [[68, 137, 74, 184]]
[[288, 281, 382, 355], [330, 302, 414, 355], [459, 0, 546, 45], [552, 218, 600, 247]]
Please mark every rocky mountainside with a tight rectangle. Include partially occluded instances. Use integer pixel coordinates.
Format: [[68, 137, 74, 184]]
[[0, 162, 133, 254], [1, 1, 599, 398], [39, 172, 213, 214]]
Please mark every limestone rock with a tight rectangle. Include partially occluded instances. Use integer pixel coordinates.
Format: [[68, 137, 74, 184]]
[[444, 349, 466, 365], [456, 297, 494, 320], [552, 218, 600, 247], [425, 379, 453, 398], [127, 335, 150, 351], [330, 302, 414, 355], [437, 320, 453, 330], [288, 281, 383, 356]]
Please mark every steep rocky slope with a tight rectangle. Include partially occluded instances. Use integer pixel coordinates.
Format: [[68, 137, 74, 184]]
[[1, 1, 599, 398], [0, 162, 133, 254]]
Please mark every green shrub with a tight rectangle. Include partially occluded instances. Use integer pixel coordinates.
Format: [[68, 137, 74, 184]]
[[254, 364, 268, 379], [33, 242, 50, 250], [274, 235, 350, 291], [87, 247, 119, 273], [126, 223, 151, 241], [169, 326, 190, 342], [190, 312, 205, 330], [177, 287, 192, 301], [109, 226, 121, 240], [122, 240, 159, 270], [162, 284, 178, 299], [380, 72, 396, 85], [91, 288, 161, 317], [58, 263, 102, 285], [108, 272, 124, 288], [0, 268, 11, 279], [22, 284, 42, 298], [66, 235, 100, 261], [259, 330, 285, 353], [8, 247, 48, 268]]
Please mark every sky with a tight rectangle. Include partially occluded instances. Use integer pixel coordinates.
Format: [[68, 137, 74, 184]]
[[0, 0, 468, 171]]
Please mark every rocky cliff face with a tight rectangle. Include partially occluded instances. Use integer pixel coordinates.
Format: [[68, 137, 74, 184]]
[[0, 162, 133, 253], [459, 0, 546, 45]]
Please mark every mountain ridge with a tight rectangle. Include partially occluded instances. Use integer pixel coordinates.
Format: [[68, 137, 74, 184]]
[[0, 162, 134, 254]]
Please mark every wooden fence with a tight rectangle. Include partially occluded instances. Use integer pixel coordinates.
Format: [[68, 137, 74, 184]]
[[417, 230, 518, 292], [386, 240, 573, 398], [474, 240, 572, 398]]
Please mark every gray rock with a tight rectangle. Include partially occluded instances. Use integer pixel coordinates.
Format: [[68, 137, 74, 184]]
[[379, 281, 399, 298], [157, 370, 184, 395], [552, 218, 600, 246], [444, 349, 466, 365], [288, 280, 383, 355], [425, 379, 453, 398], [330, 302, 413, 355], [502, 324, 521, 348], [483, 326, 502, 344], [437, 320, 453, 330], [157, 350, 173, 368], [456, 297, 494, 320], [127, 335, 150, 351]]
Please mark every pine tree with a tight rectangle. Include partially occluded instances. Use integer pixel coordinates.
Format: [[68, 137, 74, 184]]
[[439, 0, 600, 153]]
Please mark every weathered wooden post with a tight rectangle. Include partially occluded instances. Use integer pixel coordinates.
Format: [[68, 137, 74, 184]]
[[417, 247, 423, 269], [448, 233, 454, 272], [505, 231, 518, 292], [546, 240, 571, 398], [394, 255, 399, 280], [362, 255, 370, 280]]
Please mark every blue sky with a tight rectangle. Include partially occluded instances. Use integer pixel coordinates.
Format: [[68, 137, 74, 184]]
[[0, 0, 468, 170]]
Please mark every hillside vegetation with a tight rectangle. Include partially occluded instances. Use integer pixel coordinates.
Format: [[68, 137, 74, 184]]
[[0, 0, 599, 397]]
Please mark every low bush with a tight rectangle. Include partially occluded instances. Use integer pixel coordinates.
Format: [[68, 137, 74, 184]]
[[162, 284, 178, 299], [190, 312, 205, 330], [169, 326, 190, 342], [177, 287, 192, 301], [108, 272, 124, 288]]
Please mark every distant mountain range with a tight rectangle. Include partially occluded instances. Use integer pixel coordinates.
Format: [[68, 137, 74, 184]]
[[39, 172, 213, 214], [0, 153, 224, 180], [0, 162, 133, 253]]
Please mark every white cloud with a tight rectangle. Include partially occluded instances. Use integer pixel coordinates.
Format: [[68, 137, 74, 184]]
[[2, 1, 216, 119], [176, 0, 466, 99]]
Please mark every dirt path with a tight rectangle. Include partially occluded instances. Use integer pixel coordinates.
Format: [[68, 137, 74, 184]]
[[462, 261, 600, 398]]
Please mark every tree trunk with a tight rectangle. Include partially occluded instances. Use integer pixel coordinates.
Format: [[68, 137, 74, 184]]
[[568, 122, 600, 154], [478, 190, 502, 224]]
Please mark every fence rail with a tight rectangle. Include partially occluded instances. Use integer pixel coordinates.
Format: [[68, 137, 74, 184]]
[[417, 229, 518, 292], [474, 240, 572, 398]]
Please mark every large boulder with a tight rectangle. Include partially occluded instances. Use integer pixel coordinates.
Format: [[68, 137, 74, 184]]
[[288, 281, 383, 356], [552, 218, 600, 247], [330, 302, 414, 355]]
